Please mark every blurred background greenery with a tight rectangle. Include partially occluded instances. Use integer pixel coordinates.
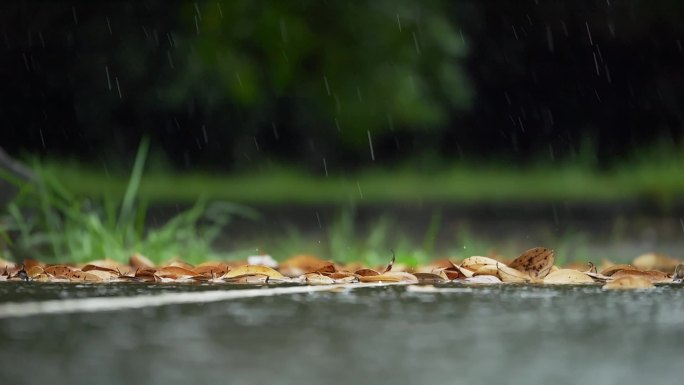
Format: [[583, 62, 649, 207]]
[[1, 0, 683, 264]]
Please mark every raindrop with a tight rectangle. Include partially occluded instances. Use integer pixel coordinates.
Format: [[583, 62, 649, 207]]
[[396, 15, 402, 32], [115, 77, 122, 99], [585, 21, 593, 45], [217, 3, 223, 18], [356, 87, 363, 102], [367, 130, 375, 161], [39, 129, 46, 148], [592, 52, 600, 75], [322, 158, 328, 176], [545, 25, 554, 52], [105, 65, 112, 90], [511, 25, 519, 40], [194, 15, 200, 35], [412, 31, 421, 54], [194, 2, 202, 20], [235, 72, 243, 87], [105, 16, 112, 35], [72, 6, 78, 25], [323, 75, 330, 96], [202, 125, 208, 144], [357, 182, 364, 199], [316, 212, 323, 229], [272, 122, 279, 140], [334, 118, 341, 132], [253, 136, 260, 151], [677, 40, 682, 53]]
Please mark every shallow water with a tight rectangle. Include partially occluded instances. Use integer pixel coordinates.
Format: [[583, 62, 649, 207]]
[[0, 283, 682, 385]]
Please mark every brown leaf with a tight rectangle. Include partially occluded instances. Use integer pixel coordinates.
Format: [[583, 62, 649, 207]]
[[223, 265, 284, 279], [27, 266, 44, 278], [509, 247, 554, 278], [603, 275, 655, 290], [358, 271, 418, 283], [611, 269, 671, 283], [155, 266, 197, 279], [280, 254, 335, 277], [66, 270, 103, 282], [193, 265, 226, 277], [81, 264, 119, 274], [497, 263, 535, 283], [543, 269, 596, 285], [44, 265, 74, 278], [383, 250, 396, 273], [599, 264, 636, 276], [354, 268, 380, 277], [84, 269, 119, 281], [23, 259, 43, 270], [303, 273, 335, 285], [632, 253, 680, 274], [460, 256, 499, 271], [413, 272, 448, 284], [167, 260, 196, 270], [130, 253, 155, 269]]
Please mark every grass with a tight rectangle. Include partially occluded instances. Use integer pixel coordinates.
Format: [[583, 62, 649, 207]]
[[40, 145, 684, 206], [1, 139, 258, 265]]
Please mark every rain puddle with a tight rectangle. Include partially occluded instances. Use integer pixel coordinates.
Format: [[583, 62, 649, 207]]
[[0, 283, 682, 385]]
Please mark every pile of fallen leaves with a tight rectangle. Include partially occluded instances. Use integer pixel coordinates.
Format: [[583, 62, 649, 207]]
[[1, 248, 683, 290]]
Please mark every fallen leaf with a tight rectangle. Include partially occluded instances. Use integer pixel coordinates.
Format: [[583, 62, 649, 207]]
[[383, 251, 396, 273], [414, 272, 448, 284], [85, 269, 119, 281], [358, 271, 418, 283], [44, 265, 74, 277], [354, 268, 380, 277], [193, 265, 226, 277], [611, 269, 671, 283], [460, 256, 499, 271], [464, 275, 502, 284], [633, 253, 680, 273], [155, 266, 197, 279], [599, 264, 636, 276], [543, 269, 595, 285], [223, 265, 284, 279], [280, 254, 335, 277], [674, 264, 684, 282], [130, 253, 155, 269], [603, 275, 655, 290], [23, 259, 43, 270], [66, 270, 103, 282], [509, 247, 554, 278], [167, 260, 195, 270], [303, 273, 335, 285], [497, 263, 535, 283], [27, 266, 44, 278]]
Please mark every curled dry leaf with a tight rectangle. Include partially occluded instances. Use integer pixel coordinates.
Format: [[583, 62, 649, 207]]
[[223, 265, 284, 279], [509, 247, 554, 279], [23, 259, 43, 270], [130, 253, 155, 269], [599, 264, 636, 277], [84, 269, 119, 281], [383, 250, 396, 273], [460, 256, 499, 272], [497, 263, 535, 283], [167, 260, 195, 270], [473, 265, 500, 277], [603, 275, 655, 290], [543, 269, 595, 285], [193, 265, 226, 277]]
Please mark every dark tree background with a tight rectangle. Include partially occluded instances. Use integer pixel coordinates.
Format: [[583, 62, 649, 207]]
[[1, 0, 682, 170]]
